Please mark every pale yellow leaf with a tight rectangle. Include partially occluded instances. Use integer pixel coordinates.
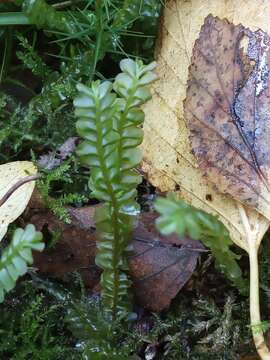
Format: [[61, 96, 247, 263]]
[[141, 0, 270, 251], [142, 2, 270, 357], [0, 161, 37, 241]]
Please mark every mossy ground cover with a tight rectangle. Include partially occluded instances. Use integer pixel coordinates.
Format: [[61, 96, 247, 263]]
[[0, 1, 270, 359]]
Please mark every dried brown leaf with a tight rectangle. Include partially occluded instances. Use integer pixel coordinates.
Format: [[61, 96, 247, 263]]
[[130, 212, 203, 311], [185, 15, 270, 221], [32, 209, 201, 311], [37, 137, 78, 170]]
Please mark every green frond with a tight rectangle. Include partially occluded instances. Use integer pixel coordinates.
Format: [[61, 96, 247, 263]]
[[0, 224, 44, 302], [16, 33, 51, 80], [37, 160, 87, 223], [155, 194, 248, 294]]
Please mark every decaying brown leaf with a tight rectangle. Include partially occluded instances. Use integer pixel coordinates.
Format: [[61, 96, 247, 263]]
[[185, 15, 270, 221], [32, 209, 202, 311], [31, 211, 101, 289], [183, 14, 270, 359], [37, 137, 78, 170], [131, 212, 203, 311]]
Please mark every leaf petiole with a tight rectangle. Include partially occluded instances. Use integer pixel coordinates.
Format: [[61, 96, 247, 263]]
[[249, 246, 270, 359], [238, 204, 270, 359]]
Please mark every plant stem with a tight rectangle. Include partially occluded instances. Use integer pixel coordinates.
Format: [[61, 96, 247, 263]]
[[0, 13, 31, 26], [52, 0, 83, 9], [249, 244, 270, 359], [95, 97, 121, 319], [237, 203, 270, 359], [90, 0, 103, 81], [0, 174, 41, 208]]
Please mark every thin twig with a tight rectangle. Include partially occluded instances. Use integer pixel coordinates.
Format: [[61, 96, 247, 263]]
[[0, 174, 42, 208], [52, 0, 84, 9]]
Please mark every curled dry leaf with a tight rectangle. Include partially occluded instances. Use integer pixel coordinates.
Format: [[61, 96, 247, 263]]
[[37, 137, 78, 170], [32, 209, 202, 312], [0, 161, 37, 241]]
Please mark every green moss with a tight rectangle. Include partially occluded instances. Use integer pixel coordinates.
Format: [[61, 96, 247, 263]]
[[0, 280, 78, 360]]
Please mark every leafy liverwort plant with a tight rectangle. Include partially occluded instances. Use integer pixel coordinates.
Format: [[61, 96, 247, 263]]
[[0, 224, 44, 302], [155, 194, 248, 294], [74, 59, 157, 317]]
